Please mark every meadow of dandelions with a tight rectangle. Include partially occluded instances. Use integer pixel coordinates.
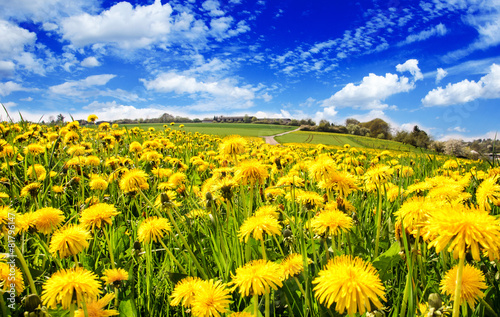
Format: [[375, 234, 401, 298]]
[[1, 117, 500, 317]]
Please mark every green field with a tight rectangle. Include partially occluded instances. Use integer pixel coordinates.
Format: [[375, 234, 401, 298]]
[[122, 122, 297, 137], [275, 130, 426, 152]]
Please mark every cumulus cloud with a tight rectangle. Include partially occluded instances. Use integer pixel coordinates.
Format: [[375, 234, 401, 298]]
[[321, 71, 414, 110], [0, 81, 31, 96], [49, 74, 116, 96], [0, 20, 36, 60], [400, 23, 447, 45], [422, 63, 500, 106], [141, 72, 254, 100], [0, 61, 15, 77], [436, 68, 448, 83], [396, 59, 423, 81], [81, 56, 100, 67], [81, 101, 169, 121], [61, 0, 173, 49]]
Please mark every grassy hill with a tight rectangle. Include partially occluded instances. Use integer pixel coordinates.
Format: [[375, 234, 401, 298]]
[[121, 122, 427, 152]]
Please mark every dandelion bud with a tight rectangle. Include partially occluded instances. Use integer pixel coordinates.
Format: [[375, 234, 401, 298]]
[[428, 293, 442, 310], [133, 241, 141, 251], [283, 228, 292, 238], [24, 294, 42, 312]]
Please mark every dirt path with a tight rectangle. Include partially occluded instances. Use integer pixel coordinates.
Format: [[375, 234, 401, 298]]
[[262, 127, 301, 145]]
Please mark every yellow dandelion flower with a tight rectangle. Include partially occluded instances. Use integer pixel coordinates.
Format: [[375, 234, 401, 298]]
[[119, 169, 149, 193], [231, 259, 283, 296], [0, 262, 25, 295], [276, 175, 305, 188], [191, 279, 232, 317], [42, 267, 101, 309], [228, 313, 254, 317], [49, 225, 90, 258], [281, 253, 311, 280], [27, 164, 47, 181], [309, 155, 337, 182], [425, 205, 500, 260], [24, 143, 45, 155], [476, 176, 500, 211], [440, 264, 487, 308], [364, 165, 394, 185], [138, 216, 172, 243], [168, 172, 187, 188], [75, 293, 118, 317], [87, 114, 98, 123], [220, 135, 247, 156], [64, 131, 79, 144], [21, 182, 41, 197], [151, 167, 172, 178], [16, 211, 36, 234], [394, 197, 434, 235], [52, 185, 65, 194], [80, 203, 119, 230], [313, 255, 386, 315], [238, 214, 282, 242], [318, 171, 359, 198], [234, 160, 269, 185], [254, 205, 280, 219], [33, 207, 65, 234], [85, 155, 101, 166], [89, 177, 108, 191], [102, 268, 129, 286], [171, 276, 203, 307], [294, 190, 324, 210], [311, 209, 353, 237]]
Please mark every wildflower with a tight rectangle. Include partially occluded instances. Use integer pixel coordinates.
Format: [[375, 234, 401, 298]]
[[476, 176, 500, 211], [33, 207, 65, 234], [311, 209, 353, 237], [21, 182, 41, 197], [234, 160, 269, 185], [0, 206, 17, 231], [24, 143, 45, 155], [440, 264, 487, 308], [129, 141, 143, 153], [89, 176, 108, 191], [27, 164, 47, 181], [49, 225, 91, 258], [394, 197, 434, 235], [309, 155, 337, 182], [220, 135, 247, 156], [364, 165, 394, 185], [318, 171, 359, 198], [52, 185, 65, 194], [85, 155, 101, 166], [87, 114, 98, 123], [16, 212, 36, 233], [152, 167, 172, 179], [254, 205, 280, 219], [168, 172, 187, 188], [0, 261, 25, 295], [64, 131, 79, 144], [231, 259, 283, 296], [425, 205, 500, 260], [276, 175, 305, 188], [75, 293, 118, 317], [281, 253, 310, 280], [119, 169, 149, 193], [42, 267, 101, 309], [80, 203, 119, 230], [102, 268, 129, 287], [171, 276, 203, 307], [191, 280, 232, 317], [138, 217, 172, 243], [313, 255, 386, 315], [238, 214, 282, 242], [294, 190, 324, 209]]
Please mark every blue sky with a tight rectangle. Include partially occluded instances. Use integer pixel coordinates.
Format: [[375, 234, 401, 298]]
[[1, 0, 499, 141]]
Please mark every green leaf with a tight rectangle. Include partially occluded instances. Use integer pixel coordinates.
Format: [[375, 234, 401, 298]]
[[372, 242, 402, 281], [119, 299, 137, 317]]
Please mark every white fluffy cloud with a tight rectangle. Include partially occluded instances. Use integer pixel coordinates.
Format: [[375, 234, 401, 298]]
[[396, 59, 423, 81], [436, 68, 448, 83], [81, 56, 100, 67], [0, 20, 36, 60], [142, 72, 254, 100], [0, 61, 15, 77], [321, 72, 414, 110], [422, 63, 500, 106], [61, 0, 173, 49], [0, 81, 30, 96], [50, 74, 116, 96]]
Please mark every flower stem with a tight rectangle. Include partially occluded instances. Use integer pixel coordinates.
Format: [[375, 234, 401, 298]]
[[14, 245, 37, 295], [159, 239, 188, 274], [253, 294, 259, 316], [452, 257, 465, 317], [374, 185, 383, 258], [103, 227, 116, 269]]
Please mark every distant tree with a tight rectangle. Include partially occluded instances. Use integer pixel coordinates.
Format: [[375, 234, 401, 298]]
[[347, 124, 361, 135], [444, 139, 465, 157], [345, 118, 360, 126], [360, 118, 391, 139], [429, 141, 445, 153], [318, 120, 331, 132], [56, 114, 65, 124]]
